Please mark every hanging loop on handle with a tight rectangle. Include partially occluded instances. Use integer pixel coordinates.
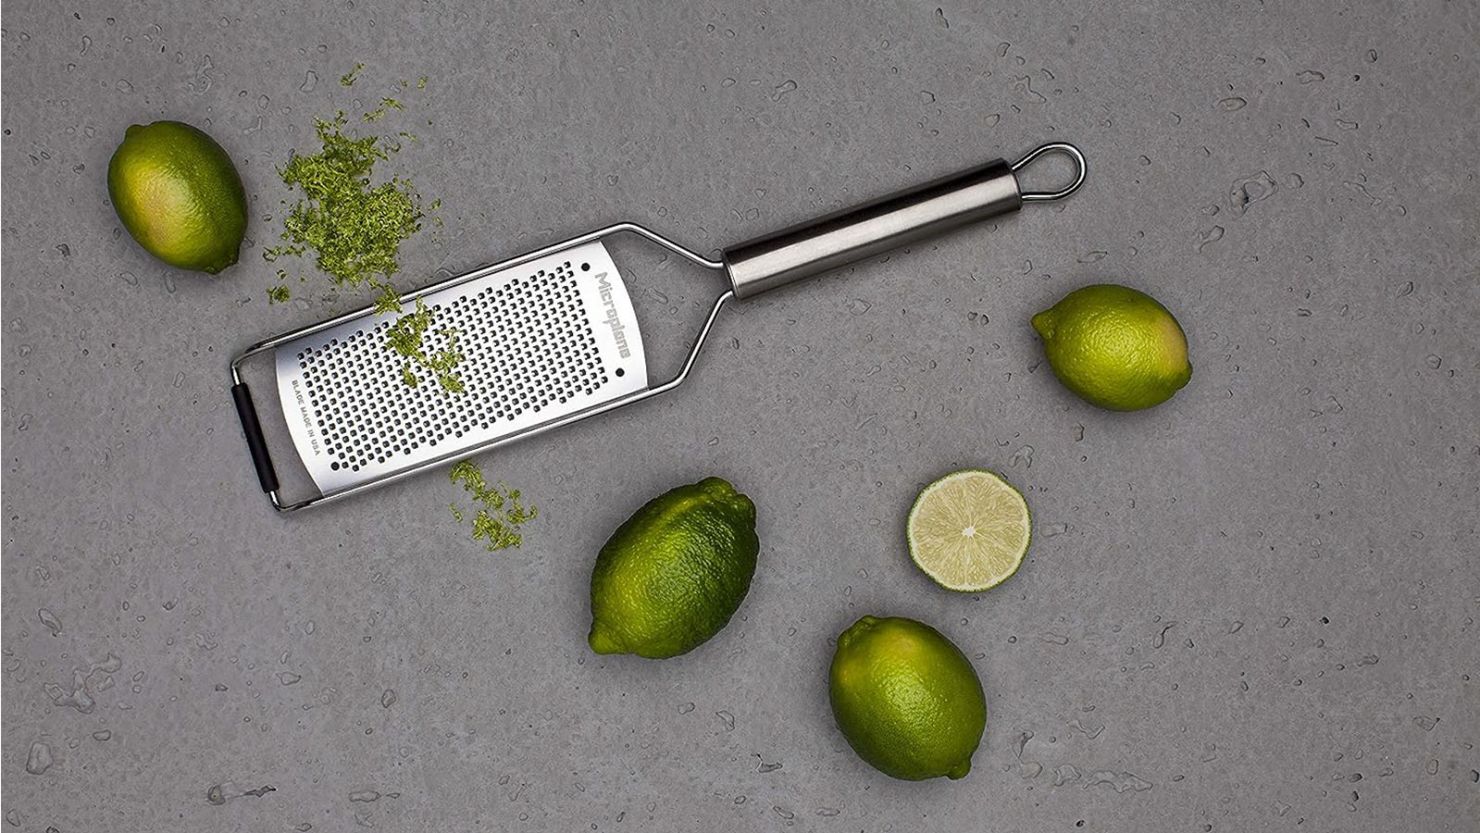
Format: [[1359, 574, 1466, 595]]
[[1012, 142, 1087, 202]]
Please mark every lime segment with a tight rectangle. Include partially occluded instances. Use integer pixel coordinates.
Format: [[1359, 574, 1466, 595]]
[[907, 469, 1030, 592]]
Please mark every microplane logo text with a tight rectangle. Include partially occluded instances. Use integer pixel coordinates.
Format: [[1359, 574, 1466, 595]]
[[594, 272, 631, 358]]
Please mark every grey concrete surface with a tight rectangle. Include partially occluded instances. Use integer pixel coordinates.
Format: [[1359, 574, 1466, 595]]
[[3, 1, 1477, 830]]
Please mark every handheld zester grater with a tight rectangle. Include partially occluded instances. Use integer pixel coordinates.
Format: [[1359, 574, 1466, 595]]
[[230, 143, 1086, 511]]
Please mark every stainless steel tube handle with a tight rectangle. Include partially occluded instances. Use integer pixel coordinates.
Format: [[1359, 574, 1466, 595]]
[[721, 143, 1085, 299]]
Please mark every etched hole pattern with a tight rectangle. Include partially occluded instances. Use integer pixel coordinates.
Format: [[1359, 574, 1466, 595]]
[[294, 262, 606, 473]]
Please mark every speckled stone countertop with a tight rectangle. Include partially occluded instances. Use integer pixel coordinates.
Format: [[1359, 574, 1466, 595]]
[[3, 2, 1476, 830]]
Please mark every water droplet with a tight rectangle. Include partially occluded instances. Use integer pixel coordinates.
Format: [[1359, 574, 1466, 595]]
[[1286, 173, 1304, 188], [1296, 70, 1325, 84], [845, 298, 871, 315], [677, 701, 695, 714], [1425, 759, 1439, 775], [257, 94, 270, 110], [26, 742, 54, 774], [192, 54, 215, 93], [349, 790, 381, 802], [1229, 171, 1277, 215], [1010, 444, 1034, 468], [1217, 97, 1247, 111], [1414, 715, 1439, 731], [1053, 764, 1082, 786], [1196, 226, 1225, 251], [1425, 355, 1442, 369], [92, 729, 112, 741], [116, 80, 133, 93], [1010, 729, 1034, 758], [816, 807, 840, 817], [38, 608, 62, 635], [4, 809, 18, 826], [1042, 523, 1069, 537], [1011, 75, 1047, 103], [771, 79, 797, 101], [1069, 718, 1104, 739], [1336, 119, 1358, 130], [56, 243, 72, 257], [1153, 622, 1176, 648], [1042, 632, 1070, 645], [1020, 761, 1044, 778], [277, 672, 302, 686], [380, 688, 397, 708], [1084, 770, 1153, 792], [715, 710, 735, 731], [1078, 250, 1108, 263], [299, 70, 319, 92], [1366, 49, 1379, 62], [80, 35, 91, 54], [772, 806, 795, 820]]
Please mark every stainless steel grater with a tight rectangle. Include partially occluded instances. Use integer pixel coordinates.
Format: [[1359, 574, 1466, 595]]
[[231, 143, 1086, 511]]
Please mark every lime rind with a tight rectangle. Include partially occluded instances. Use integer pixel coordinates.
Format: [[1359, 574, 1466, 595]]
[[1032, 284, 1191, 411], [829, 615, 988, 780], [906, 469, 1031, 592]]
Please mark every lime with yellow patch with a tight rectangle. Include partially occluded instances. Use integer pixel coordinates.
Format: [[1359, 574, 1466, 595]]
[[907, 469, 1030, 593], [829, 615, 987, 781], [107, 121, 247, 274], [1031, 283, 1191, 411]]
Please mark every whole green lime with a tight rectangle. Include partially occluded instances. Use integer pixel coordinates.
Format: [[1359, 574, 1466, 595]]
[[107, 120, 247, 274], [1031, 284, 1191, 411], [588, 477, 759, 659], [829, 616, 986, 781]]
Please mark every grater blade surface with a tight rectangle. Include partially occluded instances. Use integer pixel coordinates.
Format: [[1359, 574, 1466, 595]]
[[273, 240, 646, 495]]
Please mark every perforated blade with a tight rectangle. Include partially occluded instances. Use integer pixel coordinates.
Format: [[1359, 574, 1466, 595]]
[[272, 240, 647, 496]]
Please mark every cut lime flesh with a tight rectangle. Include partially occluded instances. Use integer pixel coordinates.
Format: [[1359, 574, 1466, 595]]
[[907, 469, 1031, 592]]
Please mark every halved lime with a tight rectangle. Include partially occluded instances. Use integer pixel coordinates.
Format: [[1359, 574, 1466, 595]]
[[907, 470, 1030, 592]]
